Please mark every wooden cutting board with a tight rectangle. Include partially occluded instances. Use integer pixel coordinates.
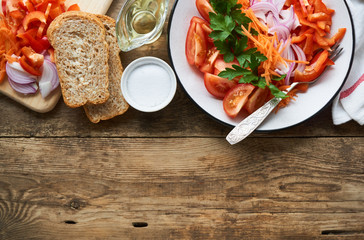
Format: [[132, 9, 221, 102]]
[[0, 0, 114, 113]]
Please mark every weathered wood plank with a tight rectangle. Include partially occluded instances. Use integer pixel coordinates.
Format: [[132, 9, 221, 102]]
[[0, 138, 363, 239], [0, 90, 362, 138]]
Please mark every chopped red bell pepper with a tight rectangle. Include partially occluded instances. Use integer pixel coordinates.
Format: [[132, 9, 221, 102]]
[[21, 46, 44, 68], [326, 28, 346, 46], [1, 0, 6, 16], [17, 29, 50, 52], [9, 10, 25, 20], [308, 12, 331, 22], [49, 6, 63, 19], [67, 4, 80, 11], [19, 55, 42, 76], [294, 50, 334, 82], [18, 1, 35, 13], [22, 11, 47, 31]]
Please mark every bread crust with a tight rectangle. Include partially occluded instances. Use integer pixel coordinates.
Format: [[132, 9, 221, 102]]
[[47, 11, 110, 108], [83, 14, 129, 123]]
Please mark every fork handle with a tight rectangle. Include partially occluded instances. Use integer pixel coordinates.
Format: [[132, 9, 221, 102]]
[[226, 97, 282, 145], [226, 82, 299, 145]]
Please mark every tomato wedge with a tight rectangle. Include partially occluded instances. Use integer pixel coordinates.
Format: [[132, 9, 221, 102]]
[[199, 47, 219, 73], [214, 56, 239, 75], [223, 83, 255, 118], [186, 21, 197, 65], [185, 20, 207, 67], [244, 87, 270, 114], [196, 0, 215, 22], [204, 73, 237, 99]]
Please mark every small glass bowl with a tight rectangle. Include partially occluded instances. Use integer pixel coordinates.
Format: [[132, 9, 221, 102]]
[[116, 0, 170, 52]]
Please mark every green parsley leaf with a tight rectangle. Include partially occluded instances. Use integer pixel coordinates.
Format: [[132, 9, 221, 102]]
[[208, 0, 287, 98], [267, 84, 288, 99], [234, 36, 248, 56], [209, 14, 235, 41], [218, 65, 249, 80], [272, 74, 286, 81]]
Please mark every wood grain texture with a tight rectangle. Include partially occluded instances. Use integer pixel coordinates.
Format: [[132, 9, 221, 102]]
[[0, 137, 364, 239], [0, 0, 363, 239]]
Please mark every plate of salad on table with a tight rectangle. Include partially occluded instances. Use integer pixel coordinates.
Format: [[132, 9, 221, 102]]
[[168, 0, 354, 130]]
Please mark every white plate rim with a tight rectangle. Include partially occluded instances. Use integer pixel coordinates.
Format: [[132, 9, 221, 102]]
[[167, 0, 356, 131]]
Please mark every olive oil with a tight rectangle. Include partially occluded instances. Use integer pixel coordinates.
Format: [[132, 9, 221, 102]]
[[116, 0, 169, 52]]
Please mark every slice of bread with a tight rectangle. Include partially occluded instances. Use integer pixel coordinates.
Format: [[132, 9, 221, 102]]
[[47, 11, 110, 108], [83, 15, 129, 123]]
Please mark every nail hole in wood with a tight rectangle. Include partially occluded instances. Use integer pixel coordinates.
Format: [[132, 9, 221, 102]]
[[64, 220, 77, 224], [132, 222, 148, 228], [322, 230, 364, 235]]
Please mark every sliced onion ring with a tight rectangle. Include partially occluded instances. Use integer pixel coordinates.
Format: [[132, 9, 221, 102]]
[[291, 44, 307, 73], [38, 60, 59, 98], [8, 76, 38, 94], [6, 62, 37, 84]]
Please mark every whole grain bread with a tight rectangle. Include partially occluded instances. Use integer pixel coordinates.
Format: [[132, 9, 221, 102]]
[[83, 15, 129, 123], [47, 11, 110, 108]]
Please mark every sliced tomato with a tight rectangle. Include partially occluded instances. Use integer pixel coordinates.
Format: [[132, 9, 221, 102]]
[[196, 0, 215, 22], [19, 55, 42, 76], [204, 73, 237, 99], [294, 50, 334, 82], [22, 11, 47, 31], [185, 21, 207, 67], [199, 47, 219, 73], [186, 21, 197, 65], [190, 16, 213, 43], [214, 56, 239, 75], [194, 23, 207, 67], [223, 83, 255, 118], [244, 87, 270, 114]]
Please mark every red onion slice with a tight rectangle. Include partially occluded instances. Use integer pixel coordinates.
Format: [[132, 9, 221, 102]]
[[268, 24, 290, 40], [38, 60, 59, 98], [275, 0, 286, 12], [285, 63, 295, 85], [8, 76, 38, 94], [291, 44, 306, 73], [250, 2, 280, 20], [6, 62, 37, 85]]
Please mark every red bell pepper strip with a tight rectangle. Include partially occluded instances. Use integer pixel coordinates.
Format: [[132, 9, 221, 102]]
[[67, 4, 80, 11], [19, 55, 42, 76], [22, 11, 47, 31], [294, 50, 334, 82], [21, 46, 44, 68]]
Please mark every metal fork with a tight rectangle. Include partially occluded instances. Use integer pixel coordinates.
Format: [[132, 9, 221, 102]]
[[226, 44, 343, 145]]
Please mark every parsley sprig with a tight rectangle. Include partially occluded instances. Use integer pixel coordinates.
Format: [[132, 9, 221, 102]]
[[208, 0, 287, 99]]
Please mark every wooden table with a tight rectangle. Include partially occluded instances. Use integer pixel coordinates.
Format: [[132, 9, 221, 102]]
[[1, 1, 363, 239]]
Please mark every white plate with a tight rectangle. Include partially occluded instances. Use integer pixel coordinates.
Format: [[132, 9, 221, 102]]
[[168, 0, 355, 131]]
